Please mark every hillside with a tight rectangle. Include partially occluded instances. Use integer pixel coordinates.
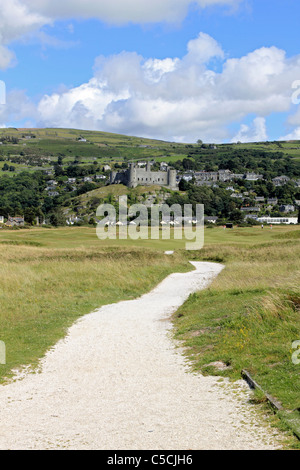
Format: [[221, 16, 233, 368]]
[[0, 127, 188, 175], [0, 128, 300, 177], [0, 127, 299, 226], [64, 184, 172, 224]]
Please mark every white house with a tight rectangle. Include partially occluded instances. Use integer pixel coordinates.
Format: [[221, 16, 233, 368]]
[[272, 175, 290, 186], [257, 216, 298, 225], [267, 198, 278, 205], [0, 216, 4, 224], [160, 162, 169, 171], [241, 206, 260, 213], [245, 173, 263, 181], [279, 204, 295, 213], [204, 216, 219, 224], [66, 216, 81, 225]]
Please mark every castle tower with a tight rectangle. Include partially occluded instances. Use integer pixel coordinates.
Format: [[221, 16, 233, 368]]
[[128, 162, 136, 188], [168, 169, 177, 189], [110, 171, 117, 185]]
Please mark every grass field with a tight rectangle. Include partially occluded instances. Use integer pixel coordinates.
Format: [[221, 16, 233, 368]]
[[0, 227, 192, 382], [171, 225, 300, 445], [0, 223, 300, 445], [0, 127, 189, 172], [1, 128, 300, 176]]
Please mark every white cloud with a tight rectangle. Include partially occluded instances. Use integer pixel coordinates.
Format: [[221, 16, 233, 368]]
[[0, 45, 16, 69], [143, 58, 180, 83], [23, 0, 241, 24], [37, 77, 130, 130], [279, 106, 300, 141], [33, 35, 300, 143], [0, 0, 241, 69], [231, 117, 268, 143], [0, 0, 48, 43], [186, 32, 224, 64], [280, 128, 300, 141], [0, 0, 49, 68], [1, 5, 300, 143], [0, 89, 38, 126]]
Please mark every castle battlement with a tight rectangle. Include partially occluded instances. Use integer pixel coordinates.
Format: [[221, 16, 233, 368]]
[[110, 162, 177, 190]]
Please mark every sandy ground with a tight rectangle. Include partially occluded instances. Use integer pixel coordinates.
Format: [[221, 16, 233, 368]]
[[0, 261, 283, 450]]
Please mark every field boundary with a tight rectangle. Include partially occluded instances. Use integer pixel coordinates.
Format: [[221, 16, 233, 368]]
[[242, 369, 300, 441]]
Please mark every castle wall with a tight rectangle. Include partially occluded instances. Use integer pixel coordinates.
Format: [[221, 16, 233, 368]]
[[111, 164, 177, 189], [131, 168, 169, 187]]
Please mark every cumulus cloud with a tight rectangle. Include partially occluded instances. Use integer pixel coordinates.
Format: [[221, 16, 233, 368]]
[[280, 128, 300, 141], [0, 88, 38, 126], [0, 45, 16, 70], [0, 0, 49, 68], [0, 0, 299, 142], [231, 117, 268, 143], [0, 0, 48, 43], [279, 104, 300, 141], [0, 0, 242, 69], [33, 34, 300, 142], [37, 77, 130, 130], [22, 0, 241, 24], [186, 32, 224, 64]]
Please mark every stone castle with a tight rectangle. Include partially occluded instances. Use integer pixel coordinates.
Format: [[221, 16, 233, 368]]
[[110, 162, 178, 190]]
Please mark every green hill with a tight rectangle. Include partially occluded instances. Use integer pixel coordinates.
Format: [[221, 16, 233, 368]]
[[0, 127, 300, 177], [0, 127, 189, 175], [0, 127, 299, 226]]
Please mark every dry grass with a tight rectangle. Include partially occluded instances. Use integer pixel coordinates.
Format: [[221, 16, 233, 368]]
[[0, 244, 190, 381], [173, 234, 300, 428]]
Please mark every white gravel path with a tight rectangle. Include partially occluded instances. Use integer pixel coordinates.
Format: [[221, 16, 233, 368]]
[[0, 261, 283, 450]]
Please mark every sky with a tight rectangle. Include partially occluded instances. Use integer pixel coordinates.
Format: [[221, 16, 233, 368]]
[[0, 0, 300, 143]]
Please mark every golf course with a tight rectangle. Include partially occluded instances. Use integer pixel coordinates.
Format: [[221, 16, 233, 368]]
[[0, 223, 299, 448]]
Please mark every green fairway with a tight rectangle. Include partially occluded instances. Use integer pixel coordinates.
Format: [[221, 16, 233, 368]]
[[171, 224, 300, 446], [0, 223, 300, 446], [0, 227, 192, 382], [0, 223, 298, 250]]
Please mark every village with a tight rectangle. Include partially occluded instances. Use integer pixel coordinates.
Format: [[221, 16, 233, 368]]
[[0, 159, 299, 228]]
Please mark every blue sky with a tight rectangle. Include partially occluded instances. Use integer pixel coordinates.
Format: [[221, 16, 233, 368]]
[[1, 0, 300, 143]]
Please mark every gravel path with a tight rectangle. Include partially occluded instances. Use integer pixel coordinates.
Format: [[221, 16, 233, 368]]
[[0, 262, 283, 450]]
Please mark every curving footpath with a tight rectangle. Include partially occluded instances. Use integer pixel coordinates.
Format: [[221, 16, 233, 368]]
[[0, 262, 283, 450]]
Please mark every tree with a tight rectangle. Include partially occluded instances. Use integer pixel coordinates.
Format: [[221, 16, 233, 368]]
[[178, 178, 191, 191], [229, 208, 244, 223], [54, 163, 65, 177], [49, 208, 66, 227], [24, 207, 37, 225]]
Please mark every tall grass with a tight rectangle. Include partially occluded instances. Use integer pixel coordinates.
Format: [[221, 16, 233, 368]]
[[0, 244, 190, 382], [174, 237, 300, 414]]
